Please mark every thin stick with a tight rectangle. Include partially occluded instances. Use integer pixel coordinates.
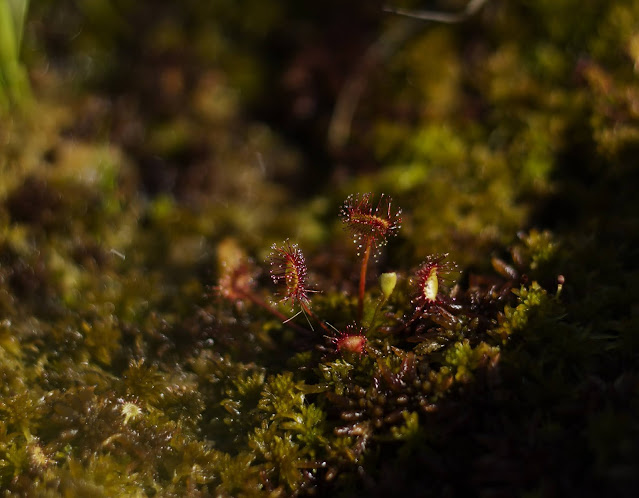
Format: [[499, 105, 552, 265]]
[[329, 0, 489, 150], [383, 0, 489, 24]]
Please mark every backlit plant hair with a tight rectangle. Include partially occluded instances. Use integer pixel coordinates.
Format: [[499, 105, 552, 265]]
[[268, 240, 330, 333], [215, 194, 461, 356], [389, 254, 458, 335], [215, 240, 310, 334], [340, 193, 402, 321], [328, 323, 367, 356], [412, 254, 456, 307], [268, 240, 311, 309]]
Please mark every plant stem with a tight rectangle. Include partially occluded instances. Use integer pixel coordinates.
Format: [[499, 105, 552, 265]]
[[358, 240, 372, 322]]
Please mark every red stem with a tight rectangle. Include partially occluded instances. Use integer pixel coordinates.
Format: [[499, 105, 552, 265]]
[[358, 240, 372, 322]]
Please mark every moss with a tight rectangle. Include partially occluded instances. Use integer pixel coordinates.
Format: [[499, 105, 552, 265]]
[[0, 0, 638, 496]]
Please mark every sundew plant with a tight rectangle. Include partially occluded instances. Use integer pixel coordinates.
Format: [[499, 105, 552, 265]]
[[210, 193, 565, 494]]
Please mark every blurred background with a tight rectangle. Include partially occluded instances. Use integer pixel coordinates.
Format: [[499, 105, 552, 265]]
[[21, 0, 392, 198], [1, 0, 638, 272]]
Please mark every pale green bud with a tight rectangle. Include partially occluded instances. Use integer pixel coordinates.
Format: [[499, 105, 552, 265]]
[[379, 272, 397, 300]]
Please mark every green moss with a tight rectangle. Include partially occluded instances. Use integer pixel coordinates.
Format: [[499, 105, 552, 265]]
[[0, 0, 638, 495], [490, 281, 559, 344], [443, 339, 500, 383]]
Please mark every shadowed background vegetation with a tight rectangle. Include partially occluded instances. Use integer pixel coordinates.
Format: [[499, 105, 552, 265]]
[[1, 0, 638, 496]]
